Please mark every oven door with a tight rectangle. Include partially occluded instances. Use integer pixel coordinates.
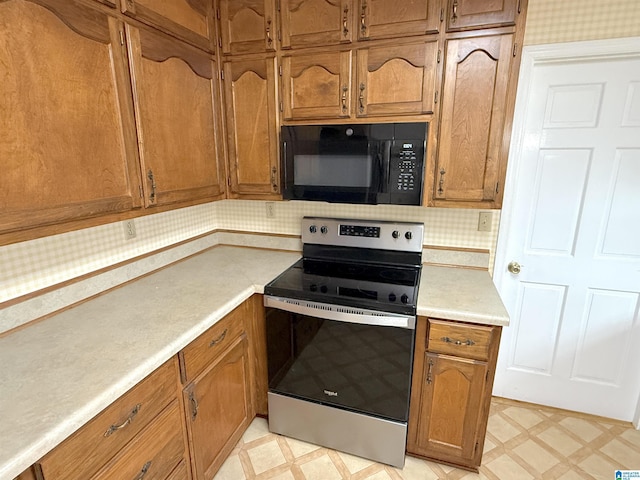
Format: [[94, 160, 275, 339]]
[[264, 296, 415, 423]]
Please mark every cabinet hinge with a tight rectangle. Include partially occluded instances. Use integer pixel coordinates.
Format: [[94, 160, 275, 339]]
[[517, 0, 522, 14], [513, 43, 518, 57], [475, 441, 480, 453], [440, 7, 444, 22], [434, 91, 438, 104], [279, 100, 283, 112], [278, 29, 281, 41], [119, 29, 124, 46], [220, 69, 225, 80], [218, 37, 222, 48], [216, 7, 220, 19], [138, 185, 143, 198], [228, 176, 231, 187], [437, 49, 441, 63], [276, 0, 281, 12], [279, 64, 282, 76], [496, 181, 500, 194]]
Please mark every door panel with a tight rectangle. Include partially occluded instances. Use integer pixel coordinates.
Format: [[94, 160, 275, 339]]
[[495, 47, 640, 421]]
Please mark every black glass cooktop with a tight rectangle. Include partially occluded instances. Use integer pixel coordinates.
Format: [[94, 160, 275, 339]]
[[264, 258, 421, 315]]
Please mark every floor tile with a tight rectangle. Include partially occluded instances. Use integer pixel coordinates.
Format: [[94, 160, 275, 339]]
[[246, 439, 287, 475], [537, 426, 583, 457], [513, 439, 561, 474], [559, 416, 604, 442], [600, 438, 639, 468], [298, 455, 343, 480], [485, 454, 535, 480]]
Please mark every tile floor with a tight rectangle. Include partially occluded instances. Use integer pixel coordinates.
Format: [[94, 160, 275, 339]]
[[214, 397, 640, 480]]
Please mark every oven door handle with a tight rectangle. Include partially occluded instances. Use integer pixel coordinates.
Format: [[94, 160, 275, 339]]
[[264, 296, 416, 330]]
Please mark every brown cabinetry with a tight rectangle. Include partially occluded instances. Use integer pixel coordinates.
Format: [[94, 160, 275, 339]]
[[223, 57, 280, 197], [358, 0, 441, 40], [444, 0, 519, 31], [0, 0, 142, 235], [280, 0, 353, 49], [218, 0, 277, 55], [122, 0, 216, 51], [408, 317, 501, 471], [126, 25, 226, 208], [431, 33, 515, 208], [281, 41, 438, 120], [179, 301, 254, 480], [36, 358, 188, 480]]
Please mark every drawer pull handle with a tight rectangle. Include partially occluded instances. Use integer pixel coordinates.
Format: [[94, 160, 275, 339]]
[[441, 336, 475, 346], [343, 5, 349, 37], [209, 328, 227, 347], [104, 403, 141, 437], [133, 460, 152, 480], [189, 390, 199, 421], [341, 85, 348, 113], [358, 83, 365, 113], [426, 359, 434, 384]]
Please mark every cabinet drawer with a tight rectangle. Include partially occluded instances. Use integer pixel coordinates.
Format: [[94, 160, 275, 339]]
[[180, 302, 247, 383], [166, 460, 189, 480], [38, 358, 179, 480], [427, 319, 495, 361], [91, 400, 184, 480]]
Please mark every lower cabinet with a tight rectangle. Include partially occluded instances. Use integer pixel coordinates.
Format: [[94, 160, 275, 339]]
[[407, 317, 502, 471], [178, 300, 255, 480], [35, 357, 189, 480]]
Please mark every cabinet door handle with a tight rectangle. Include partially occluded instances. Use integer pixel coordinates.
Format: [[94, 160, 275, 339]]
[[133, 461, 152, 480], [358, 83, 365, 113], [437, 168, 446, 195], [343, 5, 349, 37], [452, 0, 458, 23], [426, 359, 434, 384], [189, 390, 199, 421], [104, 403, 141, 437], [360, 1, 367, 36], [209, 328, 227, 347], [271, 166, 278, 191], [341, 85, 348, 113], [147, 169, 157, 203], [266, 18, 273, 48]]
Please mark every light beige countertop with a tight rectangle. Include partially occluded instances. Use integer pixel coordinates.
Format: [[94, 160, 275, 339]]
[[0, 245, 508, 479]]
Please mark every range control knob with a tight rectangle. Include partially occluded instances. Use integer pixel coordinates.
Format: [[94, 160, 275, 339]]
[[392, 230, 400, 239], [401, 293, 409, 304], [320, 285, 328, 293], [309, 225, 317, 234], [405, 231, 413, 240], [320, 226, 328, 234], [388, 293, 397, 302], [310, 284, 318, 292]]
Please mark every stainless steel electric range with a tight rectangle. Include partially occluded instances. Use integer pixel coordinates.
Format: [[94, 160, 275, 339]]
[[263, 217, 424, 468]]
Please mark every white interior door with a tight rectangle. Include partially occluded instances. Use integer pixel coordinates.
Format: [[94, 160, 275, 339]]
[[493, 38, 640, 423]]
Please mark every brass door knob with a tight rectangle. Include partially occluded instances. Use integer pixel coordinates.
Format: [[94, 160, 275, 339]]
[[507, 261, 521, 274]]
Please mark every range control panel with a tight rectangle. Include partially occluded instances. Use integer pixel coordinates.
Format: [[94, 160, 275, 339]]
[[302, 217, 424, 253]]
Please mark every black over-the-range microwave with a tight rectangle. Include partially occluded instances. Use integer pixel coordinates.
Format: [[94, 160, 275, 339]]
[[280, 122, 428, 205]]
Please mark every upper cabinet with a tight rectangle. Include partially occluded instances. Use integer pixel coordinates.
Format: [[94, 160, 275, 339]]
[[444, 0, 519, 31], [280, 0, 353, 49], [356, 40, 438, 116], [218, 0, 277, 55], [126, 25, 226, 208], [432, 34, 514, 207], [0, 0, 142, 235], [223, 57, 281, 198], [281, 41, 438, 120], [358, 0, 441, 40], [122, 0, 216, 51]]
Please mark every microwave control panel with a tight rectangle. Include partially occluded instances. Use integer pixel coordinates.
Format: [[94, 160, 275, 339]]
[[388, 140, 424, 204]]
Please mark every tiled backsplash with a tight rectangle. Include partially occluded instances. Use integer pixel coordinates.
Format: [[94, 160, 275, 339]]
[[0, 200, 500, 306]]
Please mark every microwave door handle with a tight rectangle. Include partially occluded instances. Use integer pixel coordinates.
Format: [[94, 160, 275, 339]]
[[381, 140, 392, 193], [282, 140, 287, 184]]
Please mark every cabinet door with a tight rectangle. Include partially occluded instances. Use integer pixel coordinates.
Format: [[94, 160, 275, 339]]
[[218, 0, 277, 55], [126, 25, 226, 208], [223, 57, 280, 197], [0, 0, 142, 235], [434, 34, 513, 206], [280, 0, 353, 49], [122, 0, 215, 51], [184, 335, 253, 480], [414, 353, 487, 464], [356, 40, 438, 116], [445, 0, 518, 31], [281, 51, 352, 120], [358, 0, 440, 40]]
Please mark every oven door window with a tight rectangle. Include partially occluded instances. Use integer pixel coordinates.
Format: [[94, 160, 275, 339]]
[[266, 308, 415, 423]]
